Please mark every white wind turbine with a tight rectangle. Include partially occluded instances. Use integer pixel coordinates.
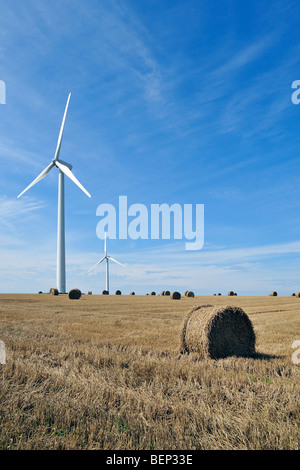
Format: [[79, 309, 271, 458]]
[[88, 233, 126, 293], [17, 93, 91, 293]]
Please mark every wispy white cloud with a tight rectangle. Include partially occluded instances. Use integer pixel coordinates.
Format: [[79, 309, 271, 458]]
[[0, 195, 45, 233]]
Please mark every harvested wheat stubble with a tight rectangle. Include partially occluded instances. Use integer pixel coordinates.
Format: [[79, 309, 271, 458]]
[[115, 290, 121, 295], [269, 291, 277, 296], [49, 288, 58, 295], [171, 291, 181, 300], [102, 290, 109, 295], [68, 288, 82, 300], [180, 304, 256, 359]]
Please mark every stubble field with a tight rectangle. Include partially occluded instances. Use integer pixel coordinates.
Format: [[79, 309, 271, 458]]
[[0, 293, 299, 450]]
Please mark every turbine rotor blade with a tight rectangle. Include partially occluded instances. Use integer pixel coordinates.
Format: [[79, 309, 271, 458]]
[[107, 256, 126, 268], [88, 256, 106, 272], [17, 161, 55, 198], [55, 160, 91, 198], [53, 93, 71, 162]]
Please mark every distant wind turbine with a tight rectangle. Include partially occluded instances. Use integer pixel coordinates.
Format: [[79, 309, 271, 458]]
[[88, 233, 126, 293], [17, 93, 91, 293]]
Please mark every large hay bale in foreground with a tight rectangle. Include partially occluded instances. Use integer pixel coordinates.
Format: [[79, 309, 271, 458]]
[[269, 291, 277, 296], [171, 291, 181, 300], [68, 288, 81, 300], [180, 305, 255, 359], [49, 288, 58, 296]]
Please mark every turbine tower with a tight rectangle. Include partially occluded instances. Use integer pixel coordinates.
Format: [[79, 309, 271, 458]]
[[88, 233, 125, 293], [17, 93, 91, 293]]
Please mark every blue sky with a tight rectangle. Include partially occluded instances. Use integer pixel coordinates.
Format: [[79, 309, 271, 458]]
[[1, 0, 300, 295]]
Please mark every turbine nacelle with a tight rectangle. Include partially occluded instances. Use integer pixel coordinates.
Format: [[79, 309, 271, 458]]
[[53, 159, 73, 171]]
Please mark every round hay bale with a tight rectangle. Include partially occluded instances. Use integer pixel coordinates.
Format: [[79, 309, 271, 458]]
[[291, 293, 296, 296], [49, 288, 58, 296], [217, 293, 222, 296], [102, 290, 109, 295], [180, 304, 256, 359], [130, 292, 135, 295], [296, 292, 300, 298], [171, 291, 181, 300], [187, 291, 195, 297], [115, 290, 121, 295], [38, 291, 42, 294], [184, 290, 189, 296], [227, 291, 234, 296], [88, 291, 92, 295], [164, 290, 170, 296], [161, 291, 165, 296], [68, 288, 81, 300], [150, 291, 156, 295], [269, 291, 277, 296]]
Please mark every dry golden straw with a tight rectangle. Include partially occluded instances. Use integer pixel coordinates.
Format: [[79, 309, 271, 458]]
[[49, 288, 58, 296], [180, 304, 256, 359]]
